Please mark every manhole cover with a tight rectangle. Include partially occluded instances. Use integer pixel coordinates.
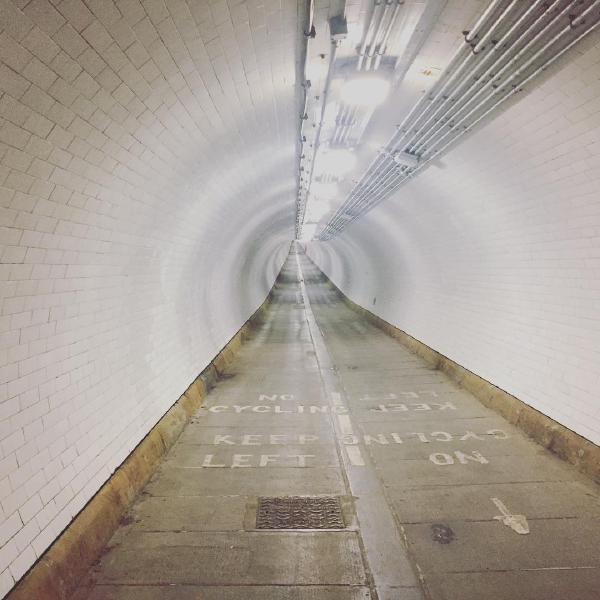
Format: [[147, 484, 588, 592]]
[[256, 496, 344, 529]]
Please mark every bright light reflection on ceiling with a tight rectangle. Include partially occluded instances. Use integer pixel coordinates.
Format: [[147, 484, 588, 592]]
[[340, 77, 390, 107], [300, 222, 318, 241], [311, 181, 339, 199], [317, 149, 357, 177], [305, 201, 331, 222]]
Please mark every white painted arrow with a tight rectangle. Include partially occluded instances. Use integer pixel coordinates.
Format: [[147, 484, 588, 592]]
[[491, 497, 530, 535]]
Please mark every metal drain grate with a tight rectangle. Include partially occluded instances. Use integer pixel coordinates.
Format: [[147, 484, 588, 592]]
[[256, 496, 344, 529]]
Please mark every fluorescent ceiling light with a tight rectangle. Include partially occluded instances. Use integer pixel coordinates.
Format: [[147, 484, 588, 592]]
[[305, 201, 332, 222], [340, 77, 390, 107], [318, 149, 357, 177], [311, 182, 338, 200], [306, 59, 328, 81], [300, 223, 318, 241]]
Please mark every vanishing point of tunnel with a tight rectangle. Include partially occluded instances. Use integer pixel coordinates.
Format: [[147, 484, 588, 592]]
[[0, 1, 599, 599]]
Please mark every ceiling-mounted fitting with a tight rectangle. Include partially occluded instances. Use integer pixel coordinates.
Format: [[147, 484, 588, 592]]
[[392, 151, 419, 168], [330, 15, 348, 42]]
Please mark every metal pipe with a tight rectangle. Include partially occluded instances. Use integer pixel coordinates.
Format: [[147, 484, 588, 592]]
[[381, 43, 477, 157], [465, 0, 506, 42], [366, 0, 509, 152], [472, 0, 518, 53], [344, 166, 396, 217], [334, 158, 387, 216], [412, 0, 580, 154], [391, 0, 529, 147], [331, 103, 358, 145], [328, 3, 600, 232], [353, 7, 598, 217], [296, 0, 316, 236], [374, 0, 403, 70], [346, 160, 401, 215], [319, 0, 600, 239], [328, 5, 600, 231], [339, 109, 355, 145], [358, 0, 383, 70], [332, 104, 346, 145], [364, 1, 390, 70], [417, 0, 595, 155], [328, 158, 397, 228], [365, 0, 393, 70], [387, 46, 472, 153], [301, 40, 338, 234], [423, 8, 600, 164], [402, 0, 550, 154]]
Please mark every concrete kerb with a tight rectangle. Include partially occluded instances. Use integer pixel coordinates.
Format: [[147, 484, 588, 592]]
[[6, 290, 275, 600], [308, 259, 599, 484]]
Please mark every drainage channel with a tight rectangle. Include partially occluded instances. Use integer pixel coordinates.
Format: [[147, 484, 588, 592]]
[[294, 247, 425, 600]]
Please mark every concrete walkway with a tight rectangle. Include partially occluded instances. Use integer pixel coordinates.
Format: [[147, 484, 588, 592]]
[[75, 250, 600, 600]]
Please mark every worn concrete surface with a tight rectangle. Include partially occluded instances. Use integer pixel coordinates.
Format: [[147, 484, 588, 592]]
[[74, 249, 600, 600]]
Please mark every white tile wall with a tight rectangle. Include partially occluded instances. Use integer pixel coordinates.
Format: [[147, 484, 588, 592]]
[[0, 0, 298, 592], [308, 30, 600, 447]]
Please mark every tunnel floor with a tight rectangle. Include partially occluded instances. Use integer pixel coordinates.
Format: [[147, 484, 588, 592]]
[[74, 250, 600, 600]]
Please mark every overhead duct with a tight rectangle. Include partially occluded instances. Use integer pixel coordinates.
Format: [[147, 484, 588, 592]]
[[318, 0, 600, 240]]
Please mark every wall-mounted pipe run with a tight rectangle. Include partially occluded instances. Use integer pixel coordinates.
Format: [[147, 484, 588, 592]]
[[465, 0, 505, 42], [295, 0, 315, 238], [318, 0, 600, 241], [297, 10, 345, 239]]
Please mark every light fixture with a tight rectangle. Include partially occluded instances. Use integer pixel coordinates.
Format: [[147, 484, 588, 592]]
[[306, 58, 328, 81], [339, 77, 390, 107], [311, 181, 338, 200], [305, 201, 332, 222], [300, 223, 318, 241], [317, 149, 357, 177]]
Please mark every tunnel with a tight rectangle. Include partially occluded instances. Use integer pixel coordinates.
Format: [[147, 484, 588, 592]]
[[0, 0, 599, 598]]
